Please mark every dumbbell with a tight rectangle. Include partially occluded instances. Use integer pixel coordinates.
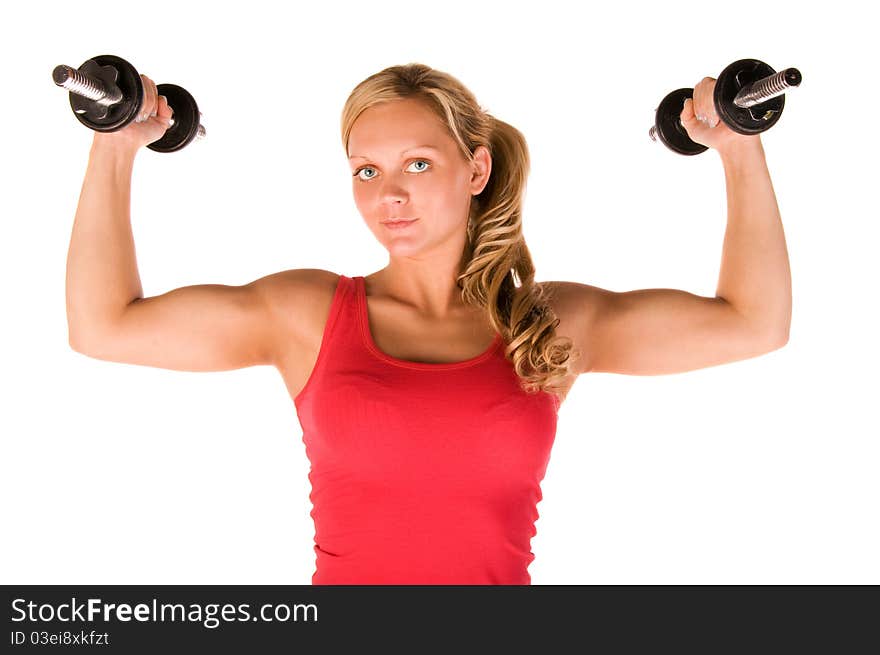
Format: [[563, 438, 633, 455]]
[[649, 58, 802, 155], [52, 54, 206, 153]]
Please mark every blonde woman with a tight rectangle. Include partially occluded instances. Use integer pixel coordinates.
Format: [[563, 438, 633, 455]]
[[66, 64, 791, 585]]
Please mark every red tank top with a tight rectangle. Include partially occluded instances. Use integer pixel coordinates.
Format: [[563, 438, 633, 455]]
[[293, 275, 560, 584]]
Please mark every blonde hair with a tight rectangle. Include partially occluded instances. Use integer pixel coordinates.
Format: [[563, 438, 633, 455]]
[[340, 63, 579, 400]]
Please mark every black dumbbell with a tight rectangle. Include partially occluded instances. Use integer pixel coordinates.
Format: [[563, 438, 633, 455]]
[[52, 54, 206, 153], [649, 58, 802, 156]]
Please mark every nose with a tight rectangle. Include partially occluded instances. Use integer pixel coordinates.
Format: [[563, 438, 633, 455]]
[[378, 180, 409, 204]]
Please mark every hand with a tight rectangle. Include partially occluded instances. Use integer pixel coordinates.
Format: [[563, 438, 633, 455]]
[[92, 74, 174, 153], [680, 76, 761, 156]]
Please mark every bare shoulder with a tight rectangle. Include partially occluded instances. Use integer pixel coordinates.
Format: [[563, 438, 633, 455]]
[[254, 268, 340, 306], [537, 280, 612, 375], [538, 280, 609, 317], [253, 268, 341, 361]]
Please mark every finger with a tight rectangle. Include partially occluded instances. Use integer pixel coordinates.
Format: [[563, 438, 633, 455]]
[[701, 77, 720, 127], [137, 74, 158, 122], [682, 97, 711, 139], [156, 94, 174, 120], [695, 79, 708, 123], [680, 97, 700, 131], [155, 95, 174, 128], [135, 75, 149, 122], [145, 76, 158, 117]]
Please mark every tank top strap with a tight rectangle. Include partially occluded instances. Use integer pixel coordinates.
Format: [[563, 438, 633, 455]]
[[293, 274, 359, 407], [310, 273, 343, 344], [325, 274, 366, 355]]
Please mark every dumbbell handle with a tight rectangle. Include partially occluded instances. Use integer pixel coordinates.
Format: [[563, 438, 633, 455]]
[[52, 64, 206, 139], [730, 67, 801, 109], [648, 66, 802, 142]]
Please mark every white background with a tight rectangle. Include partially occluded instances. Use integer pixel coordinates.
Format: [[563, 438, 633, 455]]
[[1, 0, 876, 585]]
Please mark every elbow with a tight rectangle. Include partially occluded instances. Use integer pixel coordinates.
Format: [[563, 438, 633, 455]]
[[779, 331, 790, 348], [762, 314, 791, 351], [69, 332, 89, 355], [68, 326, 83, 353], [775, 317, 791, 348], [768, 329, 789, 351], [751, 323, 788, 352], [68, 326, 97, 356], [67, 311, 93, 353], [69, 335, 105, 361]]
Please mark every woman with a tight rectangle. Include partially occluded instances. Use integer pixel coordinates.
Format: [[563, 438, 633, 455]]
[[66, 63, 791, 585]]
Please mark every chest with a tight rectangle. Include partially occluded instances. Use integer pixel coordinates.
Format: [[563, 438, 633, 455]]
[[364, 295, 498, 364], [301, 362, 559, 484], [362, 293, 579, 407], [276, 277, 579, 407]]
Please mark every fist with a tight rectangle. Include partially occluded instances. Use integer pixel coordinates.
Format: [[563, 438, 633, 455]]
[[680, 76, 761, 155], [92, 74, 174, 153]]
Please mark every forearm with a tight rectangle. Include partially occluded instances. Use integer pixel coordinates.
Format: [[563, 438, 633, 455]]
[[66, 136, 144, 345], [715, 139, 792, 342]]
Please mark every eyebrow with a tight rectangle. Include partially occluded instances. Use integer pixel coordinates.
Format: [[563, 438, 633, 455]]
[[348, 145, 440, 161]]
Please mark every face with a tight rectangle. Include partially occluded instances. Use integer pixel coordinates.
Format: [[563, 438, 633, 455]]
[[347, 98, 491, 259]]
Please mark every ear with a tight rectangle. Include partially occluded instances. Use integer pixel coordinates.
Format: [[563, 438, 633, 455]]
[[470, 145, 492, 195]]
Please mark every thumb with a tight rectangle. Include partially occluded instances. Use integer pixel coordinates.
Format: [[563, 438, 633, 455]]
[[156, 95, 174, 126], [679, 97, 705, 138], [680, 97, 698, 128]]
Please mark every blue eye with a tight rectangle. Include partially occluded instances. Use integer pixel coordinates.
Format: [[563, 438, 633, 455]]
[[354, 159, 431, 181]]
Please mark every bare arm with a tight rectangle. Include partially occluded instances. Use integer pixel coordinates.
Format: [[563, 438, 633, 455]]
[[65, 130, 313, 371], [66, 72, 174, 344], [66, 129, 298, 371], [73, 279, 277, 371], [67, 135, 275, 371], [66, 135, 143, 345], [71, 266, 333, 371], [65, 73, 333, 373]]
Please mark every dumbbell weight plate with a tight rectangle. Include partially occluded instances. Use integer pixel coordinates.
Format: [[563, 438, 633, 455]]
[[68, 54, 143, 132], [714, 58, 784, 135], [652, 87, 708, 156], [148, 83, 201, 153]]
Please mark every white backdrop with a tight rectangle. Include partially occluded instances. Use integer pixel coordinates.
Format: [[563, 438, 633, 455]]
[[1, 0, 876, 585]]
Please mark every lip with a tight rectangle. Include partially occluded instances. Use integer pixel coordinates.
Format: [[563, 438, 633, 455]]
[[381, 218, 418, 229]]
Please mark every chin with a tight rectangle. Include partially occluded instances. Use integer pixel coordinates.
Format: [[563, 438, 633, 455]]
[[384, 241, 423, 256]]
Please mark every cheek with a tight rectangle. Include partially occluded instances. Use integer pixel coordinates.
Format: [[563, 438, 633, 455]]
[[352, 186, 371, 214]]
